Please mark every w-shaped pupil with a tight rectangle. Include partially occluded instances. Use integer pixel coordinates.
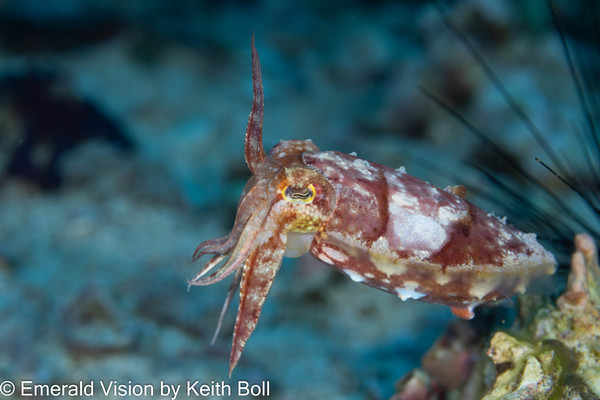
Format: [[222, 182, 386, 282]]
[[287, 187, 311, 200]]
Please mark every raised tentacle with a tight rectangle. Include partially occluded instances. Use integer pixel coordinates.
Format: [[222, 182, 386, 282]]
[[244, 34, 267, 174], [228, 225, 287, 376]]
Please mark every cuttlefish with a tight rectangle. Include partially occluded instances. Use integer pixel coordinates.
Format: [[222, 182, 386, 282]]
[[189, 36, 556, 375]]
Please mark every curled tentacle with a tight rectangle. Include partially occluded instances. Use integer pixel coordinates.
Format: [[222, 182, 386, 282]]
[[192, 173, 271, 262], [189, 205, 269, 287], [192, 198, 254, 261], [192, 238, 232, 262], [192, 180, 267, 266], [188, 253, 227, 288]]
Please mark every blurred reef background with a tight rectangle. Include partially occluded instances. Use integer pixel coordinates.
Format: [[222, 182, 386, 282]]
[[0, 0, 597, 399]]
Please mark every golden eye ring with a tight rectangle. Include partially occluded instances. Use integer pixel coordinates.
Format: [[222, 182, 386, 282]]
[[282, 184, 316, 204]]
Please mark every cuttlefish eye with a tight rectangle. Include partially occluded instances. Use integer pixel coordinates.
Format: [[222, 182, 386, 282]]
[[282, 184, 316, 204]]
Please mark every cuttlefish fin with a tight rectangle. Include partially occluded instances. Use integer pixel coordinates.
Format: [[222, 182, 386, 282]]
[[450, 305, 475, 320], [229, 227, 287, 376]]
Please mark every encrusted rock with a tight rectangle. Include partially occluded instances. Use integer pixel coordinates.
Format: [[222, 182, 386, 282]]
[[391, 233, 600, 399], [390, 369, 441, 400], [483, 333, 559, 399], [483, 233, 600, 399]]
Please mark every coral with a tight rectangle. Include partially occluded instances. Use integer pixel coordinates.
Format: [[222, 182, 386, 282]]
[[391, 233, 600, 399]]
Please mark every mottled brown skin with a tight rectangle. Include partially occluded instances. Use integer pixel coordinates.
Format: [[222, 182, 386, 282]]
[[304, 150, 555, 318], [189, 37, 557, 375]]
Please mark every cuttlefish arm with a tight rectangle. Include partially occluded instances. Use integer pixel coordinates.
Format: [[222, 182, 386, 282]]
[[191, 175, 257, 265], [191, 173, 293, 375], [244, 34, 266, 174], [190, 32, 264, 265], [190, 34, 336, 376], [189, 177, 269, 283], [230, 222, 286, 375]]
